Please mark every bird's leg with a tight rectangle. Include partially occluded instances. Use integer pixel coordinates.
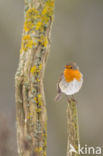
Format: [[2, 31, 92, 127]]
[[71, 95, 77, 103], [66, 95, 71, 103]]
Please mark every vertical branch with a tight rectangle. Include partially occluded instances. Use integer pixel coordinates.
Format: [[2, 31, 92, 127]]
[[15, 0, 55, 156], [66, 99, 80, 156]]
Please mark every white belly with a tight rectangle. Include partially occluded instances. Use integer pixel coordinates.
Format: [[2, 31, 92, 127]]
[[59, 76, 83, 95]]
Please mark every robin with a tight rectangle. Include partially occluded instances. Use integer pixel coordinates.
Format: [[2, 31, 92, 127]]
[[55, 63, 83, 102]]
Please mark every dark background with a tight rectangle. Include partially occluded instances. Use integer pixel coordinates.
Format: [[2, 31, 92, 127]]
[[0, 0, 103, 155]]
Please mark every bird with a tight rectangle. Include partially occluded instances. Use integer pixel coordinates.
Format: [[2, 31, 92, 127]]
[[55, 63, 83, 102]]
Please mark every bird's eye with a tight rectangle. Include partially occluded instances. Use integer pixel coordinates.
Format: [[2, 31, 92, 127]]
[[69, 66, 72, 69]]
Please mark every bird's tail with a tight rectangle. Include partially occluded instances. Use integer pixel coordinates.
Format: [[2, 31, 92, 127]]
[[54, 93, 62, 102]]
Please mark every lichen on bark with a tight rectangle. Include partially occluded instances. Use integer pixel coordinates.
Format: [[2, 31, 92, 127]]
[[15, 0, 55, 156]]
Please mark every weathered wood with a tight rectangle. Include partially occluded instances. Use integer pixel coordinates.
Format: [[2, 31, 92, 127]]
[[15, 0, 55, 155], [66, 99, 80, 156]]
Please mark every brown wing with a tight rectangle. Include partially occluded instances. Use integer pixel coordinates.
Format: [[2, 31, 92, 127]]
[[56, 72, 63, 93], [55, 72, 64, 102]]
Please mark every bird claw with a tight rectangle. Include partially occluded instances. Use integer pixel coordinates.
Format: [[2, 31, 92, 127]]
[[66, 95, 77, 104]]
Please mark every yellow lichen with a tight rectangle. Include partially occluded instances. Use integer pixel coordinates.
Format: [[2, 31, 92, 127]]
[[29, 112, 33, 116], [30, 64, 42, 73], [41, 0, 54, 27], [42, 0, 54, 17], [27, 115, 30, 120], [24, 21, 34, 32], [26, 112, 32, 120], [35, 147, 42, 153], [43, 140, 47, 147], [34, 94, 43, 106], [36, 108, 42, 113], [38, 64, 42, 70], [20, 35, 35, 53], [39, 35, 48, 47], [18, 2, 54, 156], [21, 0, 54, 53], [34, 97, 38, 103], [38, 94, 42, 104], [38, 94, 42, 99], [38, 101, 43, 106], [26, 8, 39, 20], [27, 40, 33, 48], [31, 65, 37, 73], [42, 6, 48, 15], [43, 151, 46, 156], [23, 35, 31, 40], [37, 78, 40, 82], [43, 37, 48, 47], [46, 0, 54, 7], [24, 8, 39, 32], [41, 15, 49, 25], [35, 21, 43, 31]]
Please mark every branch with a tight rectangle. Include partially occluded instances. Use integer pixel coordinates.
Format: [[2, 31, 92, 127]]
[[15, 0, 55, 156], [66, 99, 80, 156]]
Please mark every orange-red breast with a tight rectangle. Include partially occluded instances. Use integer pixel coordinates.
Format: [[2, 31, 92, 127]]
[[55, 63, 83, 102]]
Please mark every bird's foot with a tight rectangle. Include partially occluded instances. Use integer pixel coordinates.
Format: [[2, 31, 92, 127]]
[[71, 95, 77, 103]]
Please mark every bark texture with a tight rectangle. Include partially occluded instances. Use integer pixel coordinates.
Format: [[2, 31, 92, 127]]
[[15, 0, 54, 156], [66, 99, 80, 156]]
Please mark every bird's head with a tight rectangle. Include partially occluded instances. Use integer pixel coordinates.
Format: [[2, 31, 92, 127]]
[[65, 63, 79, 70], [64, 63, 82, 82]]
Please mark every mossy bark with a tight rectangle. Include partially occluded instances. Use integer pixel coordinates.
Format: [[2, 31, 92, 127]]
[[15, 0, 55, 156]]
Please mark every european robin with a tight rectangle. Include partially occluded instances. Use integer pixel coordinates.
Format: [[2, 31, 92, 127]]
[[55, 63, 83, 102]]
